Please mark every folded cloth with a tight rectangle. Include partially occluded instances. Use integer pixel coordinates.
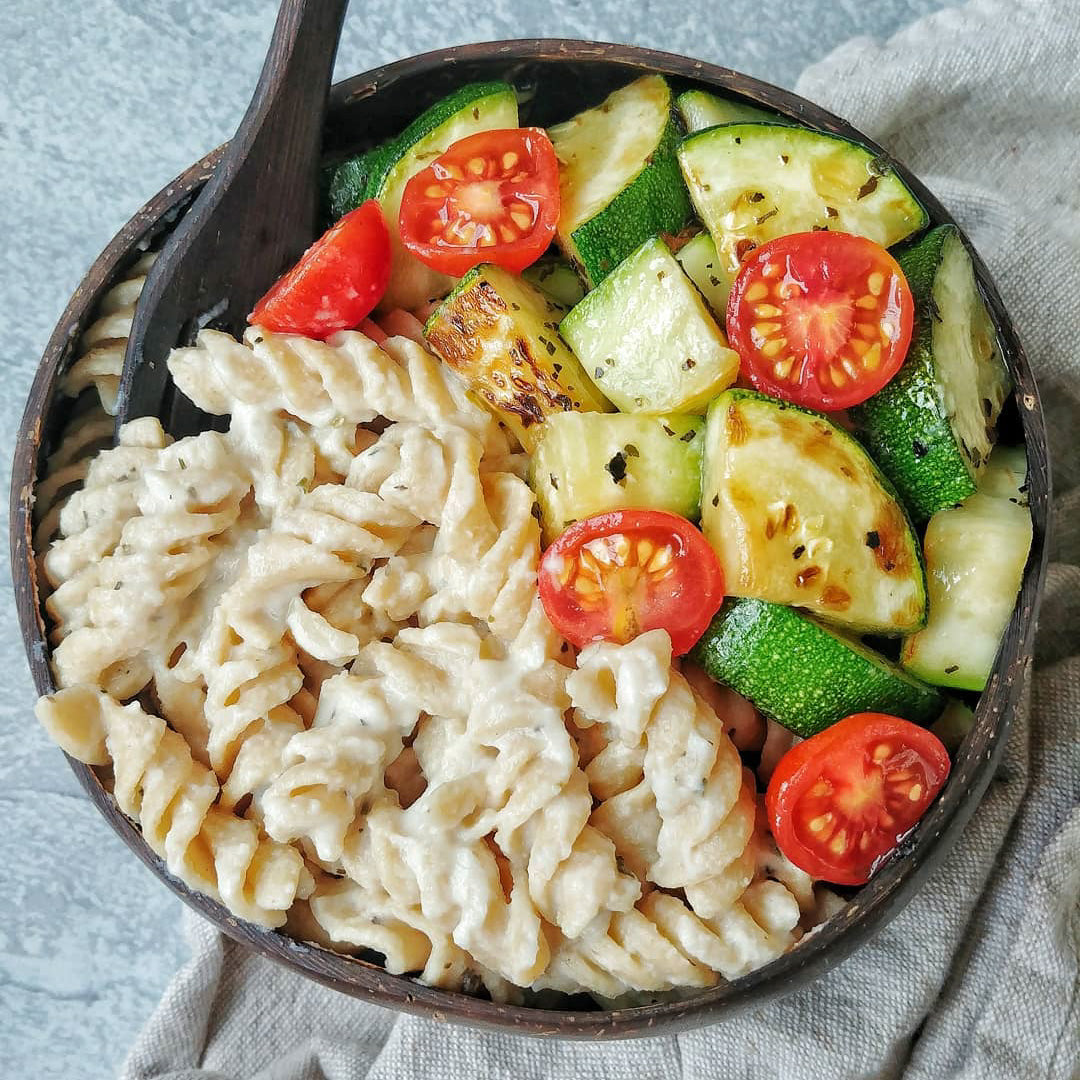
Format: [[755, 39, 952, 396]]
[[122, 1, 1079, 1076]]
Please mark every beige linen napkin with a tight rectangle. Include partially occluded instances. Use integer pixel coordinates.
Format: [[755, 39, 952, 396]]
[[122, 1, 1080, 1076]]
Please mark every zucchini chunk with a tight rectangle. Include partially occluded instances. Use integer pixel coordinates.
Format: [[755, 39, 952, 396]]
[[363, 82, 519, 311], [560, 237, 740, 414], [521, 256, 587, 308], [852, 226, 1012, 521], [701, 389, 926, 634], [900, 478, 1032, 692], [675, 230, 732, 319], [675, 89, 788, 132], [690, 598, 944, 738], [326, 143, 392, 222], [930, 698, 976, 754], [424, 265, 612, 450], [529, 411, 704, 542], [678, 124, 927, 284], [548, 75, 693, 287]]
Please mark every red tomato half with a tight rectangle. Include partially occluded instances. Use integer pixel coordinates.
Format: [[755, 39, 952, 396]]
[[399, 128, 559, 276], [538, 510, 725, 655], [766, 712, 951, 885], [726, 231, 914, 410], [250, 200, 390, 340]]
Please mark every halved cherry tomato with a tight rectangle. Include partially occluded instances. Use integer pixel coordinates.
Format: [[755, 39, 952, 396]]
[[538, 510, 724, 655], [766, 712, 951, 885], [250, 200, 390, 340], [726, 231, 914, 411], [399, 128, 559, 276]]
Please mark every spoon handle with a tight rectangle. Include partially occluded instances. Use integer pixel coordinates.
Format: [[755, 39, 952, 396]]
[[116, 0, 349, 432]]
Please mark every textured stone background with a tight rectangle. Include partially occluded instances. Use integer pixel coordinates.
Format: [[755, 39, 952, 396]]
[[1, 1, 957, 1076]]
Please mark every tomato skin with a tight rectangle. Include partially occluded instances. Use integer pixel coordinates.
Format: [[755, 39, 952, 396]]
[[726, 231, 914, 411], [250, 200, 390, 340], [538, 509, 725, 655], [766, 712, 950, 886], [399, 128, 560, 276]]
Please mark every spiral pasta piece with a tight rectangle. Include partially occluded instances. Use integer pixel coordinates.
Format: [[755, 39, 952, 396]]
[[60, 250, 157, 414], [168, 328, 501, 451], [538, 882, 801, 998], [569, 631, 761, 920], [36, 685, 312, 927], [49, 430, 251, 697]]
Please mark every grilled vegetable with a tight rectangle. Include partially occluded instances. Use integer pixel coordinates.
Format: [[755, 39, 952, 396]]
[[548, 75, 693, 287], [424, 265, 612, 450], [676, 88, 787, 132], [851, 225, 1011, 520], [560, 237, 739, 414], [690, 598, 944, 737], [674, 230, 732, 319], [700, 389, 926, 634], [529, 411, 704, 542], [900, 455, 1033, 691], [678, 124, 927, 289], [521, 256, 587, 308]]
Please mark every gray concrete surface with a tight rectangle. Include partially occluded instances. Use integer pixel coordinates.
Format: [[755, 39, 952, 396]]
[[0, 1, 957, 1076]]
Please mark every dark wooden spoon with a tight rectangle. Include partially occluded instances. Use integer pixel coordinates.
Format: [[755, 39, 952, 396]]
[[114, 0, 349, 437]]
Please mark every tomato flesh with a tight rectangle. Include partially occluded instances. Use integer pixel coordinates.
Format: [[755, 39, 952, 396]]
[[538, 510, 724, 655], [766, 712, 951, 885], [250, 200, 390, 340], [726, 231, 914, 410], [399, 127, 559, 276]]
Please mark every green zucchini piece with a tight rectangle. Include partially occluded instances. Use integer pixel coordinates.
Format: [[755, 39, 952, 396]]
[[326, 144, 392, 222], [676, 89, 787, 132], [529, 411, 704, 542], [900, 490, 1032, 692], [852, 226, 1011, 521], [689, 598, 944, 738], [521, 256, 587, 308], [560, 237, 739, 414], [675, 231, 733, 319], [366, 82, 519, 311], [701, 389, 926, 634], [678, 124, 927, 284], [424, 265, 612, 451], [930, 698, 976, 754], [549, 75, 693, 287]]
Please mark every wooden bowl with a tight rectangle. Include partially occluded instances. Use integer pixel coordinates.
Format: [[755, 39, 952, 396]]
[[11, 40, 1050, 1038]]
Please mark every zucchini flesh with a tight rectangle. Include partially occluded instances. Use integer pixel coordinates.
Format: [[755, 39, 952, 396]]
[[549, 76, 693, 286], [676, 89, 787, 132], [529, 412, 704, 542], [701, 390, 926, 634], [559, 237, 739, 415], [689, 598, 944, 738], [675, 231, 733, 319], [521, 257, 587, 308], [901, 490, 1032, 691], [424, 265, 612, 451], [678, 124, 928, 282], [366, 82, 519, 311], [852, 226, 1011, 521]]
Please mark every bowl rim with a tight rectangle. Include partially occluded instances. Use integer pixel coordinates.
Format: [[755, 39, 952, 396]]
[[10, 37, 1051, 1039]]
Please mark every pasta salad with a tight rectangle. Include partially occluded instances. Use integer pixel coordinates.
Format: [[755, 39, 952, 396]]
[[31, 74, 1030, 1006]]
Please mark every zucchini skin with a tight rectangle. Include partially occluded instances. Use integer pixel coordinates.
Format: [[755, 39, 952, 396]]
[[852, 227, 973, 521], [566, 116, 692, 286], [689, 598, 944, 738], [363, 81, 517, 202], [424, 265, 612, 451]]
